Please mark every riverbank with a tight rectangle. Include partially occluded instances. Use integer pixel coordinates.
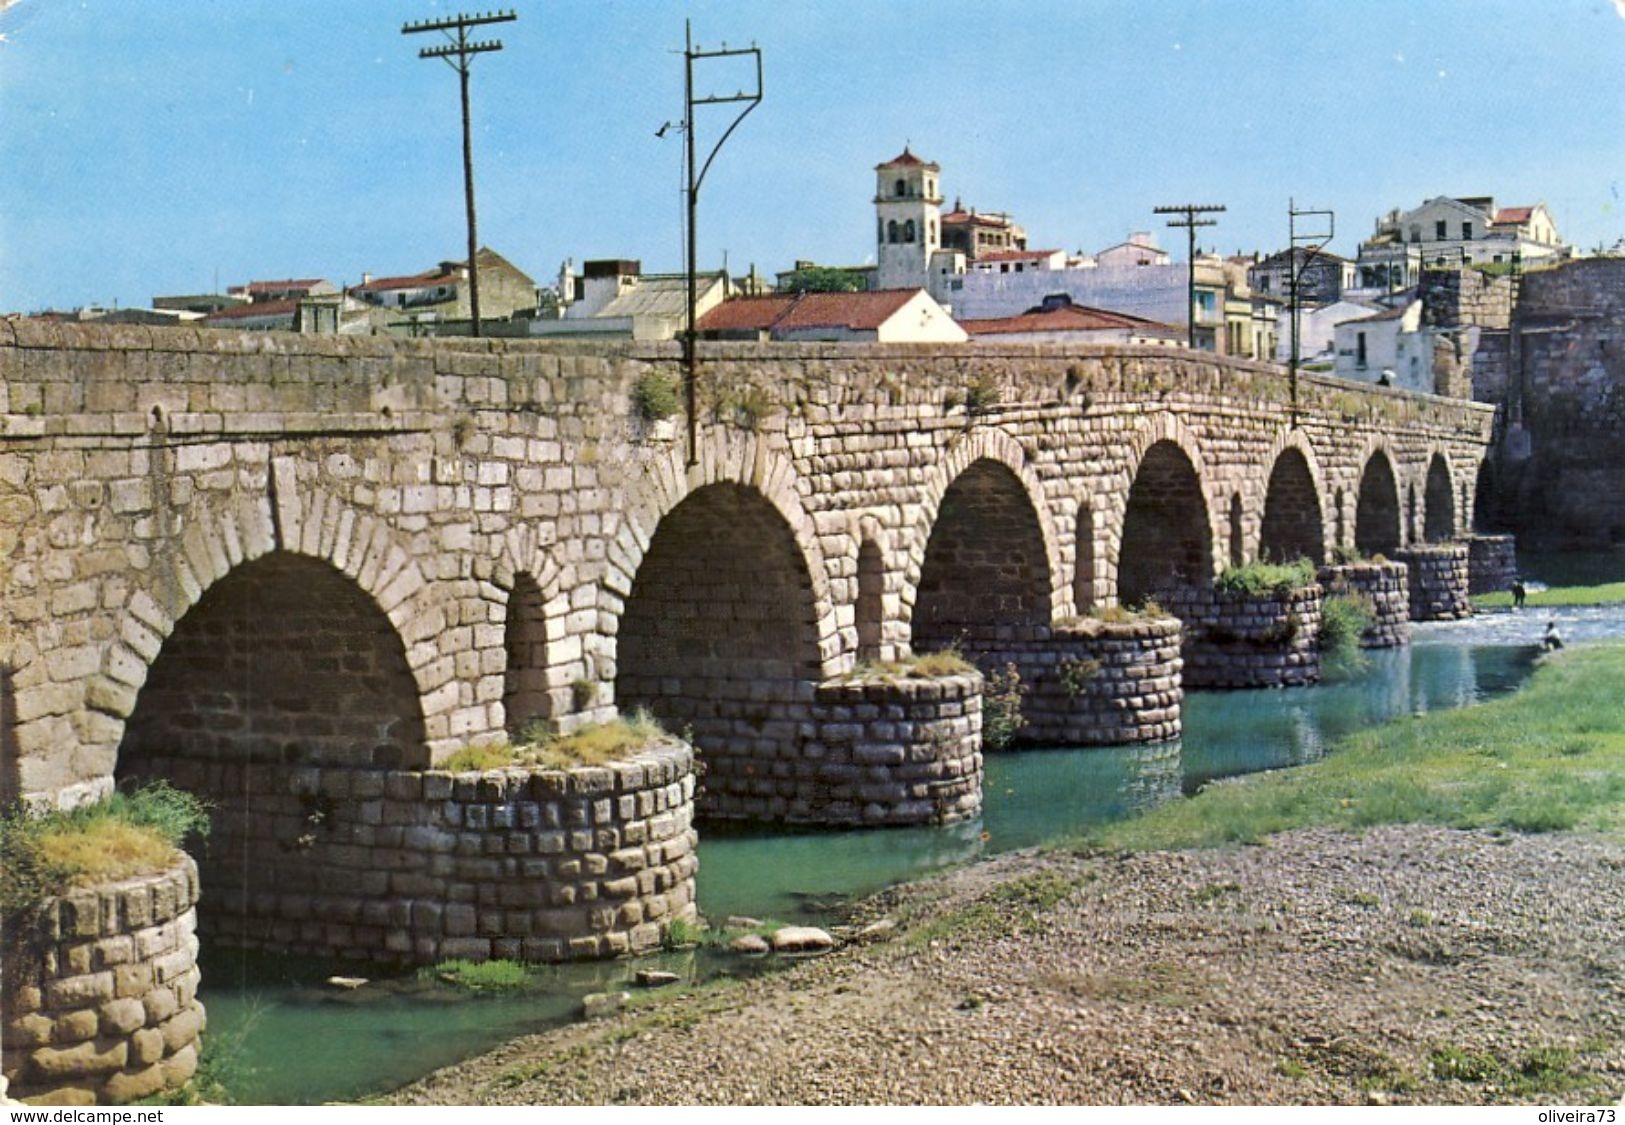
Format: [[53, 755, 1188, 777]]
[[387, 645, 1625, 1106], [386, 825, 1624, 1105]]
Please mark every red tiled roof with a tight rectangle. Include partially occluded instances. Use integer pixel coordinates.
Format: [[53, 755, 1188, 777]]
[[200, 298, 300, 323], [356, 271, 457, 293], [961, 301, 1175, 337], [1493, 206, 1535, 224], [977, 249, 1059, 263], [875, 147, 937, 170], [941, 209, 1013, 228], [232, 278, 326, 295], [697, 290, 922, 333], [693, 295, 798, 332]]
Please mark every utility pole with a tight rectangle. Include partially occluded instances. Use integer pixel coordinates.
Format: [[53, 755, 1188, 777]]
[[403, 9, 517, 338], [1154, 203, 1225, 350], [1287, 199, 1334, 422], [670, 21, 762, 466]]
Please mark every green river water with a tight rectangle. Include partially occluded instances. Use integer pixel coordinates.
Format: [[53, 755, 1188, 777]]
[[197, 613, 1610, 1103]]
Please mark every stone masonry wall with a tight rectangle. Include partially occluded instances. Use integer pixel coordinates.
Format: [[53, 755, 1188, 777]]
[[1393, 545, 1472, 621], [122, 741, 698, 964], [1163, 586, 1324, 689], [807, 673, 982, 825], [0, 321, 1495, 809], [1489, 258, 1625, 546], [1318, 561, 1411, 648], [2, 857, 205, 1105], [956, 618, 1182, 746], [1467, 534, 1518, 595]]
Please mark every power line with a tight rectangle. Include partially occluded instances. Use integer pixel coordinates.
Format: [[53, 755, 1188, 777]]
[[402, 9, 518, 338], [1153, 203, 1225, 350]]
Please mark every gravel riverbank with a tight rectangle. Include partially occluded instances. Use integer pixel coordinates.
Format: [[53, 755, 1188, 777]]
[[387, 825, 1625, 1105]]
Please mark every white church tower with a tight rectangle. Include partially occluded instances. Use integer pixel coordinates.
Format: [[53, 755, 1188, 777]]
[[875, 147, 943, 290]]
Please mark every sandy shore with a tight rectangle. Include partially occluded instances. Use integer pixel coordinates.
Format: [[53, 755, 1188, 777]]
[[387, 825, 1625, 1105]]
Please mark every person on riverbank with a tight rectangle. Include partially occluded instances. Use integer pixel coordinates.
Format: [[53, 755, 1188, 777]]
[[1543, 619, 1564, 650], [1512, 578, 1527, 608]]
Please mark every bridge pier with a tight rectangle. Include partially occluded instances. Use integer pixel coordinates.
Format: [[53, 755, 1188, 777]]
[[1393, 544, 1473, 621], [1319, 560, 1413, 648], [1160, 584, 1325, 689]]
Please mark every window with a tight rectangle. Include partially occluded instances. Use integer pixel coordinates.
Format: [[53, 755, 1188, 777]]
[[1357, 331, 1367, 368], [887, 220, 898, 244], [903, 219, 916, 243], [895, 178, 905, 198], [1409, 225, 1421, 243], [1462, 222, 1473, 240], [1435, 220, 1447, 239]]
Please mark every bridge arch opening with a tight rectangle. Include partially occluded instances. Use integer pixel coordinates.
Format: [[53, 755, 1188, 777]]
[[1355, 451, 1401, 557], [856, 538, 884, 664], [119, 553, 427, 774], [504, 572, 552, 733], [1260, 447, 1325, 564], [1334, 487, 1347, 550], [616, 482, 822, 815], [1228, 494, 1245, 567], [913, 458, 1053, 650], [1074, 501, 1096, 614], [1424, 453, 1455, 542], [1473, 458, 1499, 533], [1118, 440, 1212, 605], [1408, 483, 1419, 545], [115, 551, 428, 949]]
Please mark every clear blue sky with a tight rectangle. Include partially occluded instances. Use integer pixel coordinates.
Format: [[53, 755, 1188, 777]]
[[2, 0, 1622, 312]]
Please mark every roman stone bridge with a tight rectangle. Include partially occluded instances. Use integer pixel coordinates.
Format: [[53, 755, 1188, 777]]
[[1, 320, 1494, 818]]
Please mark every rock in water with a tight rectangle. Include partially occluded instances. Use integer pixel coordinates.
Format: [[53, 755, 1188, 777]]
[[729, 934, 770, 955], [634, 970, 681, 988], [326, 976, 368, 990], [724, 915, 763, 930], [581, 991, 631, 1019], [770, 926, 835, 953]]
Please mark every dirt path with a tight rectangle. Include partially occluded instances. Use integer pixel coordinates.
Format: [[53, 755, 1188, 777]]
[[387, 826, 1625, 1105]]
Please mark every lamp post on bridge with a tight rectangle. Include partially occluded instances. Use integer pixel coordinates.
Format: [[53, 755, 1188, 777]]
[[1287, 200, 1335, 426]]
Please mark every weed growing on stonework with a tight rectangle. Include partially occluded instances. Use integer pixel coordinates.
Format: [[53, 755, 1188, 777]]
[[1320, 591, 1374, 671], [0, 782, 210, 913], [1056, 656, 1101, 698], [982, 662, 1026, 750], [1215, 558, 1316, 598], [633, 370, 681, 421], [964, 372, 1000, 414], [571, 678, 598, 711]]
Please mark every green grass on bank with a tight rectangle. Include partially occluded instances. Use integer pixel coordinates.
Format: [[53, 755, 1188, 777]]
[[1475, 582, 1625, 609], [1082, 643, 1625, 852]]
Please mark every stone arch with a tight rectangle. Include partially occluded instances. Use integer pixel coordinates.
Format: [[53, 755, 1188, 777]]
[[856, 537, 885, 665], [1473, 457, 1497, 533], [118, 552, 428, 773], [1424, 450, 1455, 543], [491, 525, 571, 732], [905, 428, 1065, 630], [1113, 414, 1216, 605], [1259, 440, 1327, 564], [1073, 499, 1097, 613], [615, 480, 824, 818], [1228, 493, 1245, 567], [1355, 446, 1402, 557], [92, 484, 448, 770], [606, 434, 840, 679], [1407, 483, 1419, 546]]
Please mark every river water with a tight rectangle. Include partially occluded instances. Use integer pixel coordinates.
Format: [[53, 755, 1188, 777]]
[[198, 602, 1624, 1104]]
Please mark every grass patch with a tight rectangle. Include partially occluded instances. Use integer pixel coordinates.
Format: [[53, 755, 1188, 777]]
[[633, 370, 681, 421], [427, 958, 536, 991], [846, 648, 976, 681], [438, 710, 669, 773], [1081, 642, 1625, 852], [1215, 558, 1317, 598], [1319, 592, 1374, 667], [906, 869, 1079, 949], [0, 782, 210, 913], [1475, 581, 1625, 609]]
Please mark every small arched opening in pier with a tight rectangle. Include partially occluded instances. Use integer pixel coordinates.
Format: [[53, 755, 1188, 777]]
[[1425, 453, 1455, 542]]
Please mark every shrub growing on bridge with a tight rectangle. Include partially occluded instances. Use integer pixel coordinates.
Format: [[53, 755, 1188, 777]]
[[1215, 558, 1317, 597]]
